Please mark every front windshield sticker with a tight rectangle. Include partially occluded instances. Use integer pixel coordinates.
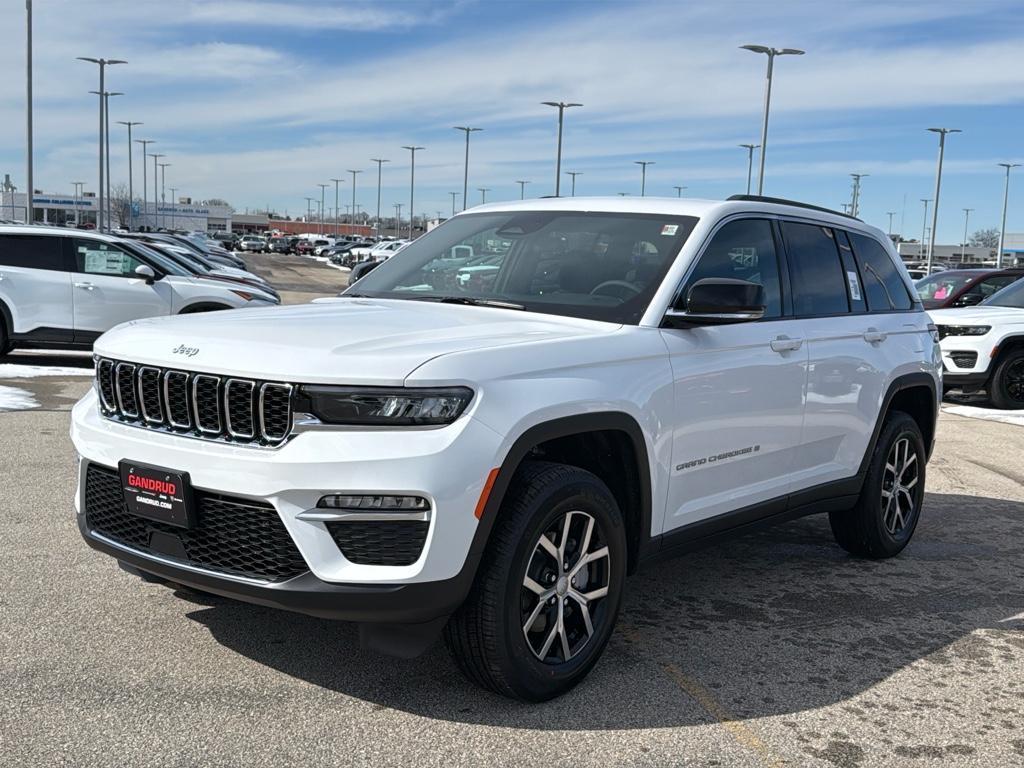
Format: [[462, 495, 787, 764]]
[[660, 224, 679, 236], [847, 270, 862, 301]]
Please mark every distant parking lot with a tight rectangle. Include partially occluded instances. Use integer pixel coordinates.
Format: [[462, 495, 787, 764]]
[[2, 255, 1023, 767]]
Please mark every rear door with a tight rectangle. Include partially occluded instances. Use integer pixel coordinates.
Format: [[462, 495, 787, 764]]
[[0, 233, 74, 339], [68, 237, 174, 336]]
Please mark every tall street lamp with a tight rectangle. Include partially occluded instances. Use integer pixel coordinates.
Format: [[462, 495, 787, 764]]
[[478, 188, 490, 204], [739, 143, 760, 195], [77, 56, 126, 231], [454, 126, 482, 212], [101, 92, 123, 228], [886, 211, 897, 237], [542, 101, 582, 197], [635, 161, 654, 197], [304, 197, 315, 226], [370, 158, 389, 239], [394, 202, 403, 235], [919, 198, 932, 261], [158, 162, 171, 230], [674, 185, 688, 197], [926, 127, 961, 272], [960, 208, 974, 260], [72, 181, 85, 226], [317, 183, 329, 235], [134, 140, 153, 230], [402, 146, 423, 240], [116, 120, 141, 229], [330, 177, 343, 237], [348, 169, 362, 230], [849, 173, 868, 218], [149, 153, 165, 230], [740, 45, 804, 195], [516, 180, 530, 200], [566, 171, 581, 197], [170, 187, 177, 229], [449, 191, 459, 217], [26, 0, 34, 223], [997, 163, 1021, 268]]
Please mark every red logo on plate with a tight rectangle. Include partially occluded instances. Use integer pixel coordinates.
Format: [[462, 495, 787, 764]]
[[128, 474, 177, 496]]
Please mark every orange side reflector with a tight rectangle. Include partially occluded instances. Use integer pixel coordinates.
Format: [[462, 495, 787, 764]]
[[474, 468, 500, 520]]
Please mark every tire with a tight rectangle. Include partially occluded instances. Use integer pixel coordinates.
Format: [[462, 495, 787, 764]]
[[830, 412, 925, 559], [988, 348, 1024, 410], [444, 461, 627, 701], [0, 319, 11, 357]]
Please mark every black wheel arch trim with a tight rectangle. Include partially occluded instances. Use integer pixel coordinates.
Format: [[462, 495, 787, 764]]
[[178, 302, 233, 314], [859, 371, 938, 471]]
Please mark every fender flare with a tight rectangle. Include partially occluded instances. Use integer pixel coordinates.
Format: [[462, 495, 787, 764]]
[[178, 302, 233, 314], [858, 371, 938, 474]]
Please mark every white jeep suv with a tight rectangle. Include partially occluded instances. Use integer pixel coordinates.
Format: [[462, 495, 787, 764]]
[[929, 277, 1024, 408], [0, 226, 278, 355], [71, 197, 941, 700]]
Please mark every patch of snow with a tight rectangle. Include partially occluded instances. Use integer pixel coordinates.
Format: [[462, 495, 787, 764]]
[[0, 363, 94, 379], [942, 404, 1024, 427], [0, 385, 40, 412]]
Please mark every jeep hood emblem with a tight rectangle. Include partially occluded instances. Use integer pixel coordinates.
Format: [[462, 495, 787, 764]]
[[172, 345, 200, 358]]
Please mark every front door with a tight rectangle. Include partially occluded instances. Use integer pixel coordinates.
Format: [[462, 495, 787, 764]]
[[660, 217, 808, 532]]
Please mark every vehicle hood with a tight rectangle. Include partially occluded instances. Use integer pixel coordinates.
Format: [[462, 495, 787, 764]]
[[928, 306, 1024, 327], [95, 299, 618, 384]]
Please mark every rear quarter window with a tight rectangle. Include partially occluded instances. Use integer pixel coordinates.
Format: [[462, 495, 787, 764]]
[[847, 232, 913, 311], [0, 234, 67, 271]]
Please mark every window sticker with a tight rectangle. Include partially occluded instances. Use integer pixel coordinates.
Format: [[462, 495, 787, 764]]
[[660, 224, 679, 236], [79, 245, 127, 275], [847, 270, 862, 301]]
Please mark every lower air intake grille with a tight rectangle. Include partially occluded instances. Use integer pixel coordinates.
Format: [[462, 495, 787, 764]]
[[325, 520, 429, 566], [84, 464, 307, 582], [950, 351, 978, 369]]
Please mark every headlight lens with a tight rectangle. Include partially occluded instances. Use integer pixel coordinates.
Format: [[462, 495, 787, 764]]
[[938, 325, 990, 338], [297, 386, 474, 426]]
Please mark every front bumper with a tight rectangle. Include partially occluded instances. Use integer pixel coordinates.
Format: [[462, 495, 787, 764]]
[[72, 388, 504, 618]]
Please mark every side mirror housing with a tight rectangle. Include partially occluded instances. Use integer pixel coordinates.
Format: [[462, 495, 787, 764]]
[[664, 278, 765, 327], [134, 264, 157, 285]]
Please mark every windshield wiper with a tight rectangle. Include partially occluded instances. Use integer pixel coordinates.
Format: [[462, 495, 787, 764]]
[[435, 296, 526, 310]]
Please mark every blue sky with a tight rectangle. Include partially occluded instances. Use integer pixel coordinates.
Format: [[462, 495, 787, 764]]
[[1, 0, 1023, 241]]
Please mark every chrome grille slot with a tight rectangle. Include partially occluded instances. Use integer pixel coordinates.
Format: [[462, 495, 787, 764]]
[[94, 358, 292, 448]]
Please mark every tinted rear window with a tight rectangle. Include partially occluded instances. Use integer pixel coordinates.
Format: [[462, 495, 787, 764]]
[[847, 232, 913, 311], [780, 222, 850, 316], [0, 234, 67, 271]]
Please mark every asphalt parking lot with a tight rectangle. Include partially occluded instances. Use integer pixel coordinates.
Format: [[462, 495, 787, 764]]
[[1, 256, 1023, 767]]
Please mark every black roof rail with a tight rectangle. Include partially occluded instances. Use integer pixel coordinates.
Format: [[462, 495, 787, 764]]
[[726, 194, 862, 222]]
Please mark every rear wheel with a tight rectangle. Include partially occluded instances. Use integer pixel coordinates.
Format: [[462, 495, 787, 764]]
[[989, 349, 1024, 410], [830, 412, 925, 558], [444, 461, 626, 701]]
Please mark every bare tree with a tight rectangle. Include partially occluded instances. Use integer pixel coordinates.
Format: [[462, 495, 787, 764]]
[[110, 182, 134, 229], [969, 227, 999, 248]]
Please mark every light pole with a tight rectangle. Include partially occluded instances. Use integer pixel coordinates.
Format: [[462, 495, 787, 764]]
[[478, 188, 490, 204], [134, 140, 153, 229], [920, 198, 932, 262], [739, 143, 760, 195], [72, 181, 85, 226], [394, 202, 403, 236], [740, 45, 804, 195], [566, 171, 581, 197], [304, 197, 314, 227], [170, 187, 177, 230], [26, 0, 34, 224], [347, 169, 361, 231], [673, 185, 687, 197], [997, 163, 1021, 268], [370, 158, 388, 240], [454, 126, 482, 212], [635, 161, 654, 197], [102, 92, 122, 227], [149, 153, 164, 230], [77, 57, 126, 231], [158, 162, 171, 229], [849, 173, 868, 218], [886, 211, 896, 237], [116, 120, 141, 229], [516, 180, 530, 200], [317, 183, 329, 235], [449, 191, 459, 217], [330, 177, 343, 237], [402, 146, 423, 240], [926, 127, 961, 272], [542, 101, 582, 197], [960, 208, 974, 260]]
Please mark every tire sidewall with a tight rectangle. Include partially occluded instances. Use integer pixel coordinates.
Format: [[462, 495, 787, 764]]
[[864, 416, 926, 555], [498, 476, 626, 700], [992, 350, 1024, 410]]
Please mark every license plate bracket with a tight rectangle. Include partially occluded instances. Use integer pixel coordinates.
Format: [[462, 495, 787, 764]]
[[119, 460, 195, 529]]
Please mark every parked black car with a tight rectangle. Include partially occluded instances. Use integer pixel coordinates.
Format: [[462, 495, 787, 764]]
[[211, 231, 240, 252], [269, 237, 295, 254]]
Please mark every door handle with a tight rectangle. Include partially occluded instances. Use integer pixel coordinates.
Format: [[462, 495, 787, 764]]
[[74, 282, 95, 291], [770, 335, 803, 353], [863, 328, 888, 344]]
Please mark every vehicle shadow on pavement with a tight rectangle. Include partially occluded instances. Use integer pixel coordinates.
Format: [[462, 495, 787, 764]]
[[185, 491, 1024, 728]]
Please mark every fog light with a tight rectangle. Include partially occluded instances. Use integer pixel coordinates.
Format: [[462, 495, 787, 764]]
[[316, 494, 429, 511]]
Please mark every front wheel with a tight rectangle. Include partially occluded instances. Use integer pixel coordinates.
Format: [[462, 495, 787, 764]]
[[444, 461, 626, 701], [989, 349, 1024, 410], [830, 412, 925, 558]]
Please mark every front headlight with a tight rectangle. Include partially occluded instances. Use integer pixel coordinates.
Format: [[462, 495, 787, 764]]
[[296, 386, 474, 426], [938, 325, 991, 339]]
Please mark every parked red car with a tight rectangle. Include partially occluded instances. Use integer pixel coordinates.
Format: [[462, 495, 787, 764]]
[[294, 239, 315, 256], [915, 268, 1024, 309]]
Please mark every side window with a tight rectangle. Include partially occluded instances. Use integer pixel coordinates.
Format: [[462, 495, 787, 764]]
[[684, 218, 782, 318], [847, 232, 913, 311], [960, 275, 1019, 306], [0, 235, 67, 271], [72, 239, 144, 277], [835, 230, 866, 312], [781, 222, 850, 316]]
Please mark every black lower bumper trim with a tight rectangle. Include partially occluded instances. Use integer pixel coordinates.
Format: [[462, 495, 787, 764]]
[[942, 371, 988, 392]]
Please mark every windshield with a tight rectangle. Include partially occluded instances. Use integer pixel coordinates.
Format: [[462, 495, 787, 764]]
[[914, 272, 976, 301], [984, 277, 1024, 308], [117, 240, 190, 276], [347, 211, 698, 323]]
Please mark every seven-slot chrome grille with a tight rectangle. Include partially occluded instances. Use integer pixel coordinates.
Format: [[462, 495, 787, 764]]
[[95, 358, 293, 446]]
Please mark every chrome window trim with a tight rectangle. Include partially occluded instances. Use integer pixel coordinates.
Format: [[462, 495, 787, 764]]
[[163, 370, 192, 429], [137, 366, 165, 425], [224, 378, 256, 439], [114, 362, 139, 418], [192, 374, 223, 435], [259, 382, 293, 443]]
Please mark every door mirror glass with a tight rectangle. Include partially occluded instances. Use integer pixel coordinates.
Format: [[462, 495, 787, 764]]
[[134, 264, 156, 284], [666, 278, 765, 326]]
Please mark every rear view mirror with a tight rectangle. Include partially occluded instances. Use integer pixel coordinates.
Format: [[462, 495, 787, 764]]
[[664, 278, 765, 327], [134, 264, 156, 284]]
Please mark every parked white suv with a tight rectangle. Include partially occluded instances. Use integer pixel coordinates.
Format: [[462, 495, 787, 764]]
[[0, 226, 278, 354], [929, 278, 1024, 408], [71, 197, 940, 700]]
